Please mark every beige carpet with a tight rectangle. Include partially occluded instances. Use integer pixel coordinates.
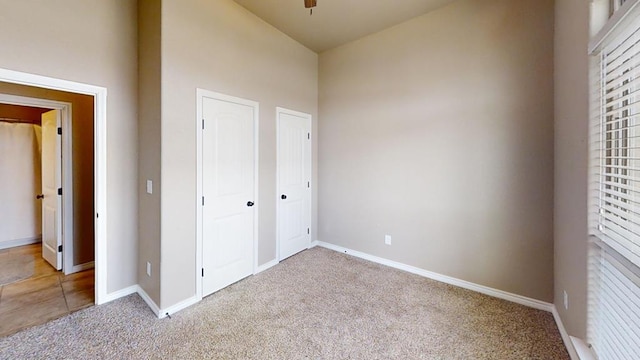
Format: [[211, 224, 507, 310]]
[[0, 247, 569, 359]]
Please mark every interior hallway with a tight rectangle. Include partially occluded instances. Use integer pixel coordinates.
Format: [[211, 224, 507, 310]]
[[0, 243, 94, 337]]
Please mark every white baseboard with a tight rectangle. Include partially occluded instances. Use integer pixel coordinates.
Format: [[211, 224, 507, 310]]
[[0, 236, 41, 250], [551, 306, 581, 360], [104, 283, 197, 320], [136, 286, 199, 319], [136, 285, 162, 317], [159, 295, 200, 319], [100, 284, 138, 304], [571, 336, 596, 360], [314, 241, 554, 312], [70, 261, 94, 274], [255, 259, 279, 274], [309, 240, 319, 248]]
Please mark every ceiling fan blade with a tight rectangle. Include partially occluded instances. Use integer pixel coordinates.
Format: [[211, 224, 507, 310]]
[[304, 0, 317, 9]]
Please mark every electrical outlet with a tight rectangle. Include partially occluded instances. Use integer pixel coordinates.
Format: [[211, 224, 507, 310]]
[[147, 261, 152, 277], [146, 180, 153, 194], [564, 290, 569, 310], [385, 235, 392, 245]]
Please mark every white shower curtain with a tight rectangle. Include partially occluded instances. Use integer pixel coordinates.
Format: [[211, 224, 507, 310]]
[[0, 122, 42, 248]]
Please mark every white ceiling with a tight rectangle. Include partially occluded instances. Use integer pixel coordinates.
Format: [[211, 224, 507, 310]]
[[233, 0, 458, 53]]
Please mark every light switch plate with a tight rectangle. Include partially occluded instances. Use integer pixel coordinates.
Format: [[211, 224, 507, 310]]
[[146, 180, 153, 194]]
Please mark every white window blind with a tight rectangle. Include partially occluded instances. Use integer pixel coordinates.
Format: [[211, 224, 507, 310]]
[[589, 2, 640, 359], [594, 18, 640, 267], [588, 242, 640, 359]]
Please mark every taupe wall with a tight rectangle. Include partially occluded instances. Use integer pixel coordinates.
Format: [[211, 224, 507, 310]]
[[0, 82, 95, 266], [554, 0, 590, 338], [0, 1, 138, 292], [138, 0, 162, 306], [159, 0, 318, 308], [319, 0, 555, 301]]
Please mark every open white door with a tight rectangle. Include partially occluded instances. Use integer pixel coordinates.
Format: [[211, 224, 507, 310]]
[[41, 109, 62, 270], [201, 93, 257, 297], [277, 108, 312, 261]]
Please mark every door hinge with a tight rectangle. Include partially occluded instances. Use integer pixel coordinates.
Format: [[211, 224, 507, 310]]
[[58, 188, 62, 196], [202, 268, 205, 277], [307, 181, 310, 188], [202, 196, 205, 206], [307, 132, 310, 140], [57, 127, 62, 135], [58, 245, 63, 253], [307, 228, 310, 235], [202, 119, 205, 130]]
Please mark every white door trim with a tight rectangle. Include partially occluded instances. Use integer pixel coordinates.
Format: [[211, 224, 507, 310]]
[[195, 88, 259, 301], [0, 94, 74, 274], [276, 107, 312, 262], [0, 67, 108, 305]]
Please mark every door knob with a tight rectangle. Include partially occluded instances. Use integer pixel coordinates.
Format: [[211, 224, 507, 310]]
[[281, 194, 287, 200], [36, 194, 44, 199], [247, 201, 254, 207]]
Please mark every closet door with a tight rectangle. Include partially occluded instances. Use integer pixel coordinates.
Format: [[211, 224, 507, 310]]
[[201, 94, 257, 297], [277, 108, 312, 261]]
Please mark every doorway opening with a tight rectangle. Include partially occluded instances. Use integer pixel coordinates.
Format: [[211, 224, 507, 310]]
[[0, 68, 107, 336], [0, 95, 77, 271]]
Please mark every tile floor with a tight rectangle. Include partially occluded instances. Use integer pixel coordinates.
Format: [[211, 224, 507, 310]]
[[0, 243, 94, 337]]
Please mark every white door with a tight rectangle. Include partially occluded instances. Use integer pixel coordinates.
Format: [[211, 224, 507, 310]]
[[277, 108, 311, 261], [202, 95, 256, 297], [41, 109, 62, 270]]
